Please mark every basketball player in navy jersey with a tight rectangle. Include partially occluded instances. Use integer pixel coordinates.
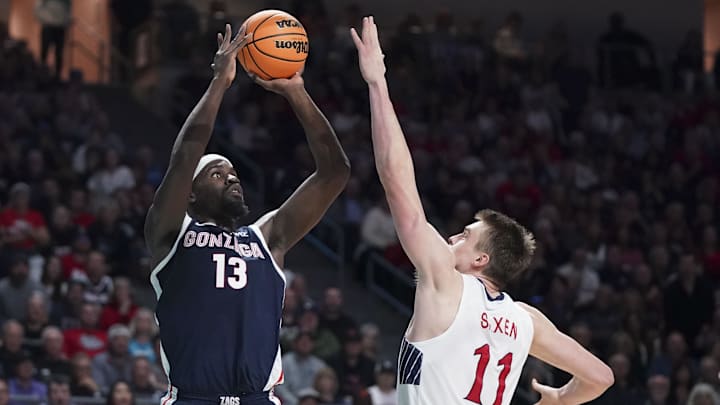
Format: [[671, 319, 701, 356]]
[[144, 24, 350, 405]]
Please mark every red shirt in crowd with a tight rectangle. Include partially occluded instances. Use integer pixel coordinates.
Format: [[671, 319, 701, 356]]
[[0, 208, 46, 250], [99, 303, 139, 330], [63, 328, 107, 358], [73, 212, 96, 229]]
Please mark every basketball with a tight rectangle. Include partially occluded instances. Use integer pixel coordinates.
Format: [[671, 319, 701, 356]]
[[237, 10, 309, 80]]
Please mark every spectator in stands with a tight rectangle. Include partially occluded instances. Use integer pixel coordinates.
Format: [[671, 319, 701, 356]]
[[87, 201, 134, 274], [319, 287, 357, 342], [49, 206, 80, 258], [359, 323, 380, 361], [698, 356, 720, 391], [0, 321, 25, 378], [100, 277, 138, 329], [359, 198, 397, 256], [643, 373, 672, 405], [296, 387, 321, 405], [69, 353, 99, 397], [687, 383, 720, 405], [276, 332, 327, 405], [68, 190, 95, 230], [41, 255, 63, 303], [99, 277, 137, 330], [70, 251, 113, 305], [356, 198, 398, 278], [649, 332, 690, 379], [60, 235, 91, 280], [595, 12, 657, 89], [556, 247, 600, 308], [63, 303, 107, 358], [290, 275, 315, 310], [34, 0, 72, 78], [127, 308, 156, 362], [594, 353, 643, 404], [8, 352, 47, 404], [367, 360, 397, 405], [91, 324, 132, 394], [128, 357, 162, 400], [0, 379, 7, 405], [0, 182, 50, 252], [105, 380, 134, 405], [52, 280, 84, 330], [298, 309, 340, 362], [672, 30, 704, 93], [22, 292, 50, 357], [35, 326, 71, 379], [160, 0, 199, 60], [0, 254, 42, 321], [47, 375, 73, 405], [493, 12, 527, 63], [87, 149, 135, 198], [280, 287, 301, 351], [664, 254, 714, 345], [329, 329, 375, 399], [312, 367, 345, 405]]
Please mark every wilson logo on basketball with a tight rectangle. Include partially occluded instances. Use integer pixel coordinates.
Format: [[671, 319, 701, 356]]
[[275, 20, 300, 28], [275, 40, 308, 54]]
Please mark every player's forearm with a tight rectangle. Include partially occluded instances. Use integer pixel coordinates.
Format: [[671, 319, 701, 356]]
[[367, 80, 409, 174], [284, 87, 350, 177], [368, 80, 422, 210], [169, 78, 228, 164], [558, 376, 613, 404]]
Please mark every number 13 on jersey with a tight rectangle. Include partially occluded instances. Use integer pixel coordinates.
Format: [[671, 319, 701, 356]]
[[213, 253, 248, 289]]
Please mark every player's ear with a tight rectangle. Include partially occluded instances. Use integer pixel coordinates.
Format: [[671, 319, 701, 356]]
[[473, 252, 490, 270], [188, 191, 197, 204]]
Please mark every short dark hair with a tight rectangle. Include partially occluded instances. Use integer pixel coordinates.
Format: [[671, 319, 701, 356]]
[[48, 374, 71, 387], [475, 209, 535, 290]]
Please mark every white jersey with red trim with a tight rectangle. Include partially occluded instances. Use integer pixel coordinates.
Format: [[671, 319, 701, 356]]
[[397, 274, 534, 405]]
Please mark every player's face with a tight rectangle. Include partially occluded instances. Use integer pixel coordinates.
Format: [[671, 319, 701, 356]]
[[448, 221, 488, 274], [193, 161, 249, 219]]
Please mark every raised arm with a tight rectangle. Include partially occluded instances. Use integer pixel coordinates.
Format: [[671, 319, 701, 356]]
[[351, 17, 456, 290], [144, 25, 247, 259], [518, 303, 614, 404], [253, 74, 350, 264]]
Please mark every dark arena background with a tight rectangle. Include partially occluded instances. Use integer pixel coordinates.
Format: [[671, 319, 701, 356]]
[[0, 0, 719, 404]]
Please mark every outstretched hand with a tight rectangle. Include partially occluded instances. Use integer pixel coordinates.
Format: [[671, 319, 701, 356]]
[[350, 16, 386, 85], [249, 71, 305, 97], [213, 24, 250, 88]]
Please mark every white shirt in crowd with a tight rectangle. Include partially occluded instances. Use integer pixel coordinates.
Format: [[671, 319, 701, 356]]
[[87, 166, 136, 197], [368, 385, 397, 405], [360, 206, 398, 250]]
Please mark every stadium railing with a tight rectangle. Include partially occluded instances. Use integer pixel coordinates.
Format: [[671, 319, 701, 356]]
[[365, 253, 414, 317]]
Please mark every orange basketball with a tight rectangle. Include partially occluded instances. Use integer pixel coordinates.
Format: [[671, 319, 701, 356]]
[[237, 10, 309, 80]]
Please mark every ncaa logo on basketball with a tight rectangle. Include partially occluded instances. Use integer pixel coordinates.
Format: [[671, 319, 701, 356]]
[[219, 397, 240, 405], [275, 40, 308, 54], [275, 19, 300, 28]]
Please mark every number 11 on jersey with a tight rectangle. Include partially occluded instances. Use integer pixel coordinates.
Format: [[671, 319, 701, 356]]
[[465, 344, 513, 405], [213, 253, 248, 289]]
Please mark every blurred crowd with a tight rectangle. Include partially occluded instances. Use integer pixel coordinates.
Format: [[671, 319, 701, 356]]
[[1, 0, 720, 404]]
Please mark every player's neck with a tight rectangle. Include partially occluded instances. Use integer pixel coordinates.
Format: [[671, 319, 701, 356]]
[[476, 274, 502, 296], [194, 213, 241, 232]]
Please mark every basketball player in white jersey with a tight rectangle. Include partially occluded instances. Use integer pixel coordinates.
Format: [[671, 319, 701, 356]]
[[351, 17, 614, 405]]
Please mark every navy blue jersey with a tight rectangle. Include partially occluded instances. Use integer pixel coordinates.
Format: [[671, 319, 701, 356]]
[[150, 215, 286, 398]]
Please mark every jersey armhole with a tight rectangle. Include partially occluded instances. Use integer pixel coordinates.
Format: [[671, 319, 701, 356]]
[[248, 221, 287, 285], [149, 214, 193, 300]]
